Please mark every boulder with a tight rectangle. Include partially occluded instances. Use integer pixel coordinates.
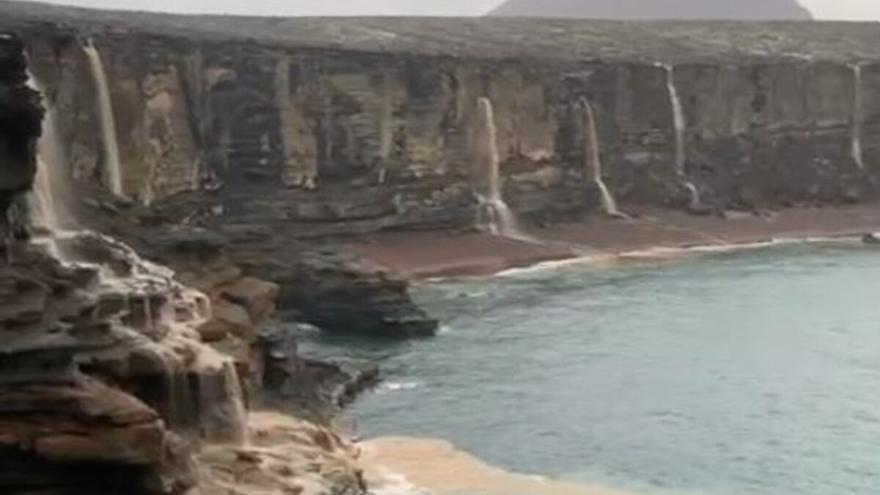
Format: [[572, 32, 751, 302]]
[[0, 376, 176, 494], [251, 250, 438, 338], [198, 299, 252, 342], [219, 276, 279, 324]]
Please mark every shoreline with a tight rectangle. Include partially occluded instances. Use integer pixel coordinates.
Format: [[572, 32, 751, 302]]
[[359, 436, 633, 495], [342, 204, 880, 495], [347, 204, 880, 280]]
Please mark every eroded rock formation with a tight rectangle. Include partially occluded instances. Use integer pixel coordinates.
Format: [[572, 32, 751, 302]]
[[0, 228, 255, 493], [0, 33, 370, 495], [1, 1, 880, 339], [0, 33, 41, 240]]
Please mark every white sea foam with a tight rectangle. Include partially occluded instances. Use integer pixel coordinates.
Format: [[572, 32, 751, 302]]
[[378, 381, 424, 393], [369, 468, 434, 495]]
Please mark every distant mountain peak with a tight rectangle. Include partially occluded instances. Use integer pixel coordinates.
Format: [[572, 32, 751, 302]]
[[488, 0, 813, 20]]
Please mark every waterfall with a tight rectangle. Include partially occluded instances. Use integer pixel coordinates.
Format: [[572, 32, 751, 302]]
[[221, 361, 249, 445], [474, 97, 527, 240], [30, 160, 57, 230], [661, 64, 701, 208], [25, 73, 67, 230], [580, 97, 624, 218], [377, 73, 394, 185], [663, 64, 686, 177], [83, 41, 124, 196], [851, 64, 866, 171]]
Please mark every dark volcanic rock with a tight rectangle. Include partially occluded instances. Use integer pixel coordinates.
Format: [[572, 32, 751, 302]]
[[259, 323, 380, 414], [250, 250, 438, 339], [0, 377, 174, 493], [489, 0, 813, 20], [0, 34, 42, 239]]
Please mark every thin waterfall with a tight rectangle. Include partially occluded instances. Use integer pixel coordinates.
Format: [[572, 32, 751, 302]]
[[221, 361, 249, 445], [580, 97, 624, 218], [102, 234, 248, 445], [26, 73, 66, 230], [83, 40, 124, 196], [377, 73, 394, 185], [31, 159, 58, 230], [475, 97, 527, 240], [851, 64, 866, 171], [661, 64, 701, 208]]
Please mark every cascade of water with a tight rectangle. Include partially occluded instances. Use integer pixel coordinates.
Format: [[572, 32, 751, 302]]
[[83, 40, 124, 196], [579, 97, 624, 217], [25, 74, 67, 230], [475, 97, 528, 240], [54, 230, 250, 446], [851, 64, 866, 171], [221, 360, 249, 444], [143, 295, 154, 332], [663, 64, 686, 176], [661, 64, 701, 208], [377, 74, 394, 185], [30, 159, 57, 230]]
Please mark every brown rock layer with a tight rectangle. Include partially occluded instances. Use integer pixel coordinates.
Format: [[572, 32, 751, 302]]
[[4, 2, 877, 338]]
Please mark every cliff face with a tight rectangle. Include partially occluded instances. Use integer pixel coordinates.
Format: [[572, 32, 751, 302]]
[[6, 4, 877, 217], [0, 34, 42, 238], [2, 2, 880, 330], [489, 0, 813, 20]]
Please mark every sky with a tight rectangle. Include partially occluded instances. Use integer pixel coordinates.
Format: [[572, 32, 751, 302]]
[[24, 0, 880, 20]]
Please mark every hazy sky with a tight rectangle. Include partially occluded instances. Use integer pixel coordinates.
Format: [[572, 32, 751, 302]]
[[26, 0, 880, 20]]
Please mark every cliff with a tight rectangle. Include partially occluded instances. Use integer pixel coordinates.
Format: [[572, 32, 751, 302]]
[[0, 32, 368, 495], [0, 33, 42, 239], [489, 0, 813, 20], [2, 0, 880, 333]]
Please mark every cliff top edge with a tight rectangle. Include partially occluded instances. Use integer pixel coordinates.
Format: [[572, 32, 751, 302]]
[[1, 0, 878, 63]]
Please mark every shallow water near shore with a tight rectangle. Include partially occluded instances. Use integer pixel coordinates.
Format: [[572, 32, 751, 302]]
[[303, 242, 880, 495]]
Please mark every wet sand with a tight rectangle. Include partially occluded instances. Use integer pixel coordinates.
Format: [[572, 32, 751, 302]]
[[348, 205, 880, 279], [360, 436, 632, 495]]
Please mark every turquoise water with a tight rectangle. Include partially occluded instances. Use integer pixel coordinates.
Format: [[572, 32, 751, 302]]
[[313, 243, 880, 495]]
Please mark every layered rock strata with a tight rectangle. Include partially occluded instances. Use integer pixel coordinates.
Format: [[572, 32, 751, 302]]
[[0, 35, 315, 495], [5, 2, 879, 337]]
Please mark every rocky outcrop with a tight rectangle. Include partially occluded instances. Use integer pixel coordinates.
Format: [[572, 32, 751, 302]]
[[199, 412, 366, 495], [0, 34, 197, 494], [0, 30, 371, 495], [0, 377, 183, 495], [246, 249, 438, 338], [2, 2, 879, 340], [260, 323, 380, 415], [0, 33, 41, 239], [489, 0, 813, 20], [0, 229, 256, 493], [138, 228, 280, 389]]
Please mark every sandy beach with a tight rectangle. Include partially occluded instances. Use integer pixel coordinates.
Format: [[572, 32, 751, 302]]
[[347, 205, 880, 279], [360, 437, 632, 495], [346, 205, 880, 495]]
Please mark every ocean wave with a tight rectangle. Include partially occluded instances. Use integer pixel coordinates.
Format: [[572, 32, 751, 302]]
[[369, 468, 434, 495], [377, 381, 424, 393], [360, 436, 633, 495], [496, 254, 614, 277]]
